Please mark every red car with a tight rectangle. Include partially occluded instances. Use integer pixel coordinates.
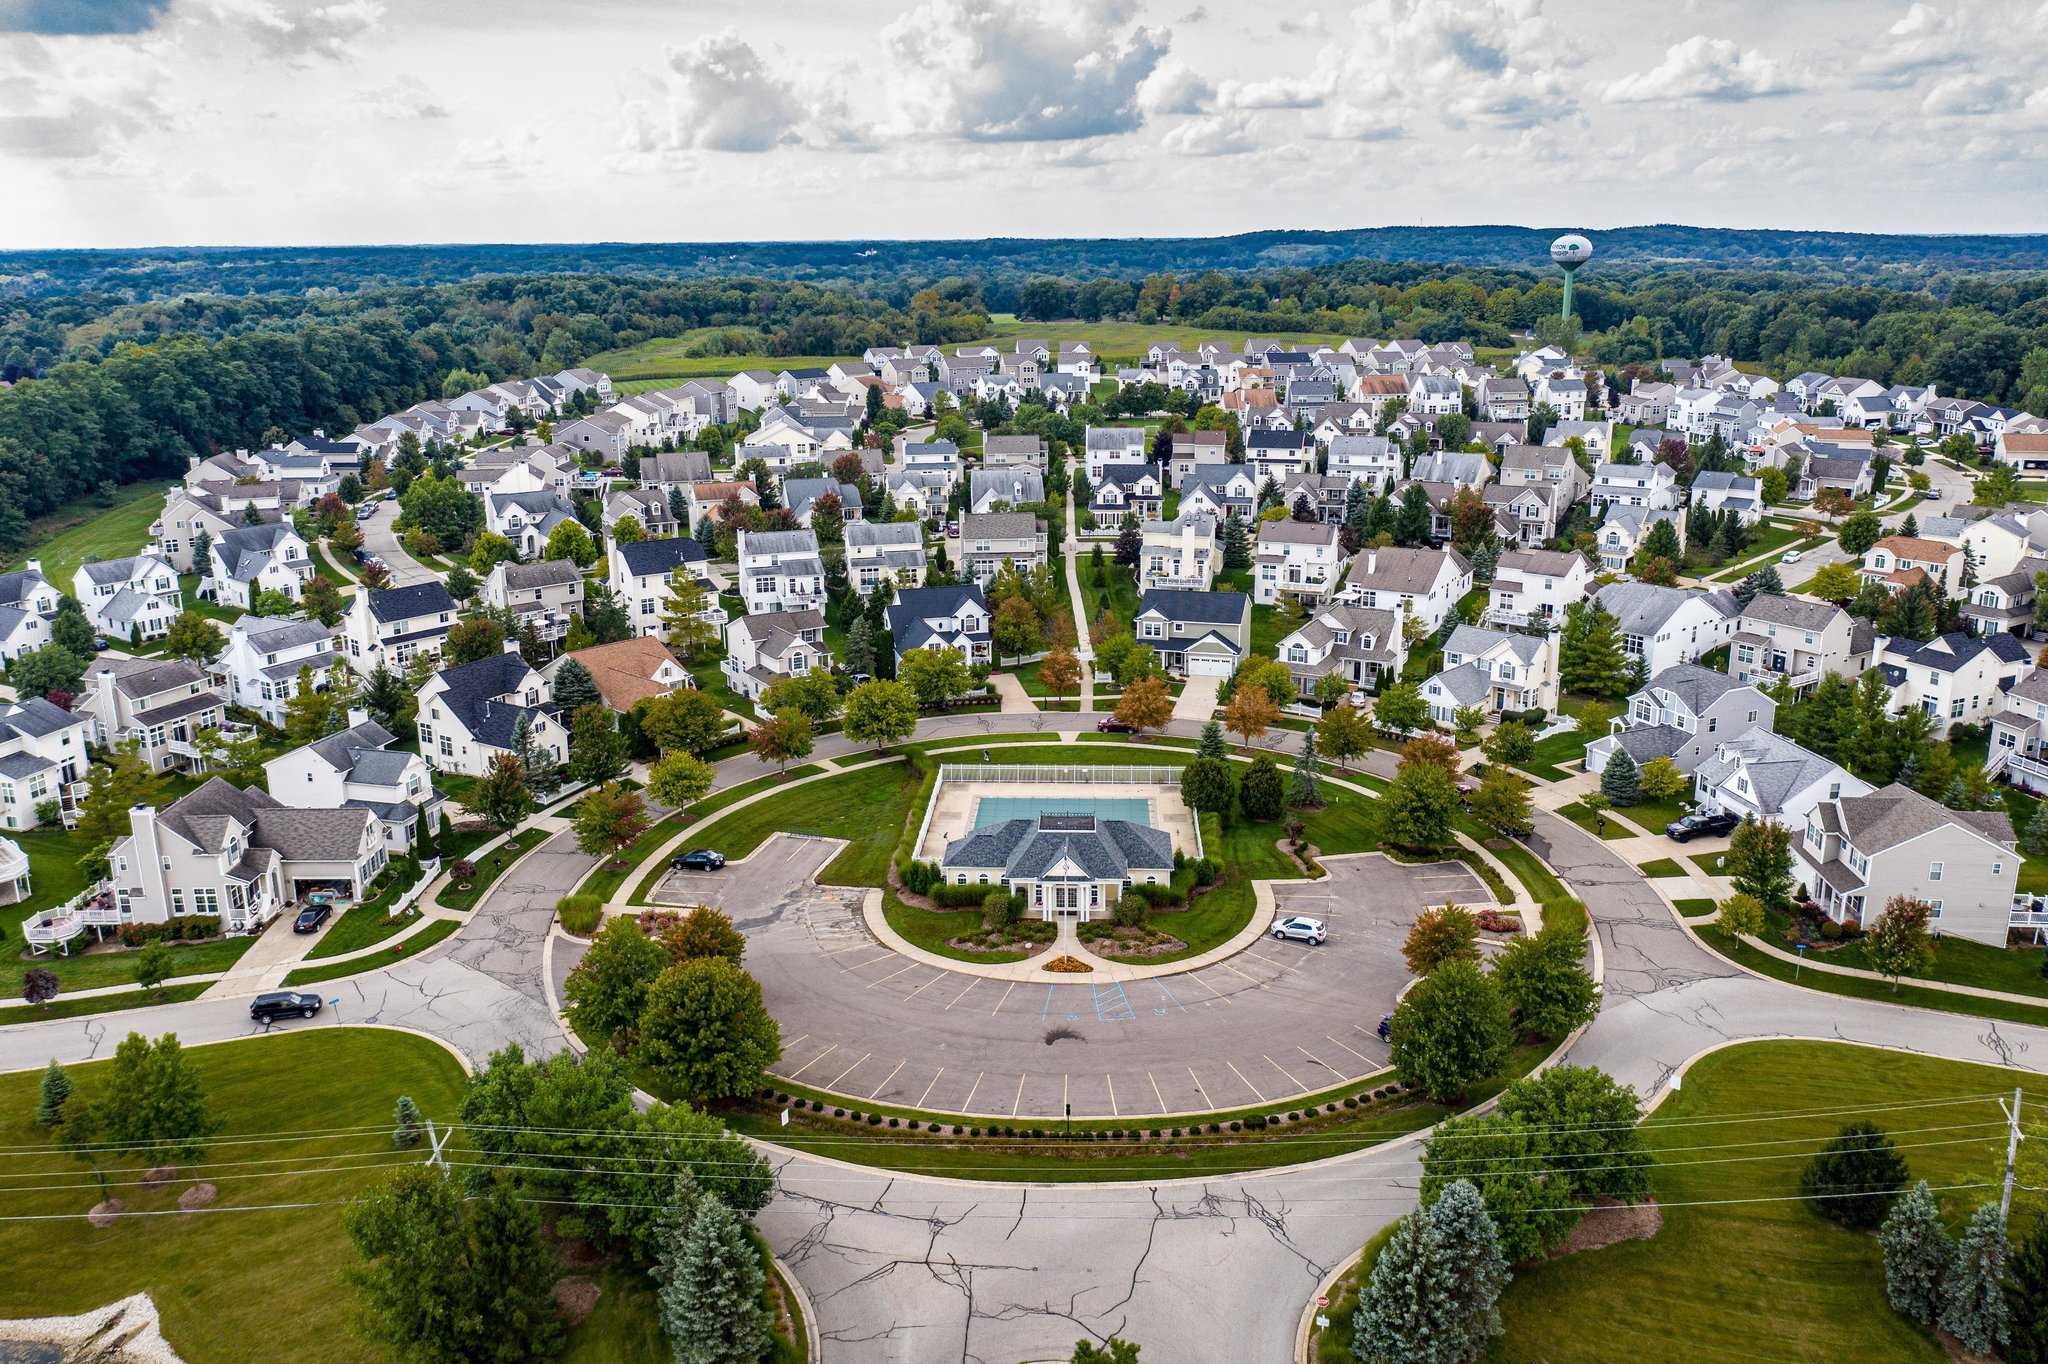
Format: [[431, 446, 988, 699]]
[[1096, 719, 1136, 733]]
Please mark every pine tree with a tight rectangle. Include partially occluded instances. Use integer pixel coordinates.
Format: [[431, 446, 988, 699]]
[[1559, 600, 1631, 698], [2007, 1213, 2048, 1364], [1735, 564, 1783, 605], [552, 657, 603, 712], [1599, 747, 1641, 807], [392, 1095, 423, 1149], [1426, 1179, 1510, 1362], [1938, 1203, 2012, 1357], [1197, 719, 1227, 761], [656, 1181, 772, 1364], [1353, 1194, 1482, 1364], [1878, 1180, 1949, 1327], [2027, 802, 2048, 857], [1287, 726, 1324, 809], [35, 1059, 72, 1127], [1220, 516, 1251, 571], [1942, 775, 1971, 809]]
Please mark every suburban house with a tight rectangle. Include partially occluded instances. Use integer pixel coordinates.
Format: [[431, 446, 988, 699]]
[[544, 637, 694, 713], [1498, 444, 1589, 505], [263, 713, 442, 854], [1693, 728, 1870, 828], [1690, 472, 1765, 524], [212, 615, 338, 727], [414, 647, 567, 778], [0, 696, 91, 831], [1588, 582, 1738, 675], [1485, 483, 1567, 547], [838, 521, 922, 597], [76, 657, 229, 775], [638, 450, 716, 502], [1277, 473, 1349, 524], [1245, 430, 1315, 483], [899, 441, 965, 496], [1091, 464, 1165, 522], [154, 489, 277, 572], [1989, 669, 2048, 792], [781, 477, 864, 530], [1487, 548, 1593, 629], [342, 582, 458, 675], [481, 559, 585, 650], [1326, 435, 1402, 494], [1334, 545, 1472, 633], [74, 553, 182, 643], [1794, 783, 2019, 947], [983, 435, 1049, 471], [737, 529, 828, 616], [1585, 665, 1774, 776], [205, 523, 313, 610], [1595, 506, 1686, 573], [886, 584, 991, 673], [1860, 536, 1965, 595], [958, 513, 1049, 585], [1084, 426, 1150, 481], [1875, 630, 2032, 727], [1179, 465, 1260, 520], [601, 487, 679, 541], [721, 609, 830, 702], [0, 563, 58, 664], [1252, 520, 1342, 605], [1164, 430, 1228, 487], [1408, 450, 1492, 489], [682, 481, 759, 535], [940, 811, 1174, 921], [107, 779, 387, 935], [607, 536, 717, 639], [1422, 627, 1558, 723], [1274, 604, 1404, 698], [552, 412, 632, 462], [484, 491, 580, 561], [969, 469, 1045, 515], [1726, 594, 1874, 693], [1133, 589, 1251, 678], [1138, 513, 1219, 592]]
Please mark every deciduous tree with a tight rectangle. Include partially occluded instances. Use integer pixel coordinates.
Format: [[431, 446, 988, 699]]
[[1403, 902, 1479, 975], [1114, 675, 1174, 737], [574, 782, 650, 865], [1390, 959, 1511, 1102], [842, 679, 918, 751], [749, 709, 814, 775], [634, 956, 782, 1105]]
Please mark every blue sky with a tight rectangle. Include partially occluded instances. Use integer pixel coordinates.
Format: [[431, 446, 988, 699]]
[[1, 0, 2043, 248]]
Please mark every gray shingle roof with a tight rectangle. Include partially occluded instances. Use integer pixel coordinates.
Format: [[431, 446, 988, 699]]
[[1594, 582, 1737, 638], [1695, 729, 1843, 816], [1836, 782, 2015, 854], [364, 583, 457, 624], [1136, 589, 1248, 627], [616, 538, 709, 578]]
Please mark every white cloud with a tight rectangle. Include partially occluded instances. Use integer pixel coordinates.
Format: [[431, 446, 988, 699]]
[[1160, 110, 1257, 157], [636, 28, 807, 153], [187, 0, 382, 64], [1605, 35, 1785, 103], [0, 34, 169, 159], [355, 71, 448, 119], [1137, 54, 1212, 116], [1216, 70, 1331, 111], [1323, 0, 1584, 133], [877, 0, 1167, 141]]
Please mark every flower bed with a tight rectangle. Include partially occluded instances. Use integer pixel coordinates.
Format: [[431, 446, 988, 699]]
[[1076, 923, 1187, 957], [1474, 909, 1523, 934], [1042, 954, 1093, 973]]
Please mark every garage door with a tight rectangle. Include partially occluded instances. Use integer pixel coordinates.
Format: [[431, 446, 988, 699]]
[[1186, 652, 1234, 677]]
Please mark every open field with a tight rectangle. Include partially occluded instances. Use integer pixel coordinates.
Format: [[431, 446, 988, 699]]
[[4, 480, 164, 592]]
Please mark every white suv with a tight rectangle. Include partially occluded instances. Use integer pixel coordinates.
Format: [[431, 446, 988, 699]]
[[1272, 916, 1327, 945]]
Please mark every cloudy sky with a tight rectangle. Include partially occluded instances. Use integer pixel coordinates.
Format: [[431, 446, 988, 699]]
[[1, 0, 2044, 249]]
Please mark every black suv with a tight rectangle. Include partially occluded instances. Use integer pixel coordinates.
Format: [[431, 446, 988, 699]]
[[250, 991, 323, 1024], [1665, 810, 1741, 843]]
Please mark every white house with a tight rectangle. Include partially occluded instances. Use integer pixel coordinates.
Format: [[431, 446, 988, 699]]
[[1725, 594, 1874, 693], [414, 646, 567, 778], [1689, 471, 1765, 524], [1138, 513, 1219, 593], [1252, 520, 1342, 605], [1795, 783, 2019, 947], [1596, 506, 1686, 573], [1589, 461, 1679, 515], [1487, 548, 1592, 629], [484, 491, 580, 561], [341, 582, 459, 675], [1335, 545, 1472, 633], [722, 609, 830, 702], [1585, 665, 1773, 776], [1326, 435, 1402, 494], [76, 657, 229, 775], [1423, 627, 1557, 722], [885, 585, 991, 672], [1275, 604, 1405, 699], [0, 563, 59, 664], [0, 696, 91, 831], [1875, 630, 2032, 728], [1860, 536, 1965, 596], [969, 469, 1045, 515], [264, 712, 442, 854], [845, 521, 927, 596], [1083, 426, 1150, 482], [73, 553, 181, 643], [482, 559, 586, 649], [206, 523, 314, 611], [958, 513, 1048, 586], [1693, 728, 1870, 829], [607, 537, 718, 639], [1589, 582, 1738, 676], [212, 615, 338, 727], [737, 529, 827, 615]]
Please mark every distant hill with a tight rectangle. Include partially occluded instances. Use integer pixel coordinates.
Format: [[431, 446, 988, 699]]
[[6, 224, 2048, 299]]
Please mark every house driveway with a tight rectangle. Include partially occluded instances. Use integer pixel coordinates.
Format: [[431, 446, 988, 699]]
[[987, 670, 1036, 714], [1172, 675, 1221, 723]]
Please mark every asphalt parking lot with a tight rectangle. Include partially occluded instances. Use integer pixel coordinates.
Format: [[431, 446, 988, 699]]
[[586, 836, 1488, 1119]]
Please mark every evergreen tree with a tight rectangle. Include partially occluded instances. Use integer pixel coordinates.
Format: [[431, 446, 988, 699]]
[[1426, 1179, 1511, 1362], [1197, 719, 1227, 760], [1286, 726, 1324, 809], [1800, 1121, 1910, 1229], [1559, 600, 1631, 698], [512, 713, 561, 800], [1939, 1203, 2012, 1357], [570, 704, 631, 786], [1365, 492, 1398, 542], [2006, 1212, 2048, 1364], [392, 1095, 423, 1149], [35, 1059, 72, 1127], [1238, 755, 1284, 822], [1735, 564, 1784, 605], [1599, 746, 1641, 807], [190, 526, 212, 576], [844, 617, 876, 678], [693, 516, 720, 557], [2026, 802, 2048, 856], [656, 1181, 772, 1364], [1353, 1181, 1506, 1364], [1901, 512, 1919, 538], [552, 657, 603, 712], [1878, 1180, 1949, 1327], [1220, 515, 1251, 570], [1395, 483, 1435, 546]]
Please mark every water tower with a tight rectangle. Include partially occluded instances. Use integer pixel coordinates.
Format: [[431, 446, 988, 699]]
[[1550, 233, 1592, 321]]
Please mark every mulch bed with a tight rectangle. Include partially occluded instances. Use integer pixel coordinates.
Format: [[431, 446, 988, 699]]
[[1547, 1196, 1662, 1258], [1081, 926, 1188, 958], [553, 1278, 601, 1327], [141, 1166, 176, 1190], [945, 935, 1053, 957], [178, 1183, 217, 1210], [88, 1198, 125, 1228]]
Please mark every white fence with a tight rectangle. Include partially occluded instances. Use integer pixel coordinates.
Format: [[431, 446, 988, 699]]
[[393, 859, 442, 916], [939, 764, 1186, 786]]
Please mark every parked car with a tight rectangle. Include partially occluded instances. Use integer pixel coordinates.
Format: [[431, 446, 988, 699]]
[[384, 489, 398, 501], [350, 547, 370, 563], [670, 850, 726, 872], [91, 636, 109, 651], [945, 520, 960, 537], [293, 904, 332, 934], [250, 991, 323, 1024], [1780, 549, 1802, 563], [1272, 916, 1327, 945], [355, 503, 376, 519], [1665, 810, 1742, 843], [1096, 719, 1136, 733]]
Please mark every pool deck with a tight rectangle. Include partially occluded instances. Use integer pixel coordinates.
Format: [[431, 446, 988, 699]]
[[919, 778, 1200, 863]]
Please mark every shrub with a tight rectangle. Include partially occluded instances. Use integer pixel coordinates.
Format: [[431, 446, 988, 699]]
[[1800, 1121, 1910, 1229], [1820, 918, 1843, 940], [556, 894, 604, 935], [1111, 894, 1150, 927], [449, 858, 477, 883]]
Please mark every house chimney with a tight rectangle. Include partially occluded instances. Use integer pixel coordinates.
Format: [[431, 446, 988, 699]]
[[1366, 549, 1378, 574], [503, 638, 523, 656], [26, 558, 41, 576], [347, 705, 369, 728]]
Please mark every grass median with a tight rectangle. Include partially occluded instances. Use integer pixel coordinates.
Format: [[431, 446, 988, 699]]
[[436, 826, 549, 911], [283, 919, 460, 986]]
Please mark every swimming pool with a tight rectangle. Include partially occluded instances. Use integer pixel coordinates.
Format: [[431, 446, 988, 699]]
[[971, 795, 1154, 829]]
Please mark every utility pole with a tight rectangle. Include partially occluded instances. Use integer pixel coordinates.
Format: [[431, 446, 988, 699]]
[[1999, 1086, 2025, 1223], [425, 1118, 452, 1179]]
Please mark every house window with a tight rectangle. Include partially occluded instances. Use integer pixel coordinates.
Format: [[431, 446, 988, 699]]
[[1929, 861, 1943, 882]]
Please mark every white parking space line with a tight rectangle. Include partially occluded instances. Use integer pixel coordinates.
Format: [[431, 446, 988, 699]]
[[1263, 1054, 1308, 1093], [868, 1059, 907, 1098], [963, 1071, 986, 1111], [1187, 1067, 1213, 1108], [1011, 1072, 1028, 1116], [991, 981, 1017, 1016], [835, 951, 894, 973], [1324, 1034, 1374, 1065], [1188, 973, 1232, 1004], [1224, 1059, 1267, 1103], [944, 978, 980, 1009], [1215, 961, 1264, 987], [1295, 1044, 1332, 1076], [901, 973, 947, 1002], [917, 1069, 945, 1108], [827, 1052, 872, 1088], [863, 963, 920, 990], [1105, 1073, 1118, 1117], [1149, 1071, 1167, 1113], [786, 1043, 837, 1080]]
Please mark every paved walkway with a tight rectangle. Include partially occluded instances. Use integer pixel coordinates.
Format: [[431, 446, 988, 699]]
[[1062, 484, 1095, 711], [986, 670, 1036, 714]]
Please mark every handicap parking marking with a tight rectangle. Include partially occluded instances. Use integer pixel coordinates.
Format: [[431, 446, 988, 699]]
[[1091, 980, 1136, 1024], [1041, 982, 1056, 1021], [1153, 980, 1189, 1015]]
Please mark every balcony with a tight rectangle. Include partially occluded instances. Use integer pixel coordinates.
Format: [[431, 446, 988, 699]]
[[2012, 896, 2048, 936], [1750, 666, 1822, 692], [22, 886, 120, 955]]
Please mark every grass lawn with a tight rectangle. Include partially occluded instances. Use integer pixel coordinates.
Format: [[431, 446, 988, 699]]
[[1694, 922, 2048, 1027], [2, 981, 211, 1022], [1634, 857, 1687, 879], [576, 814, 682, 900], [1076, 559, 1140, 631], [683, 654, 754, 719], [14, 828, 99, 918], [0, 1029, 476, 1364], [1492, 1042, 2047, 1364], [1673, 898, 1717, 916], [1556, 801, 1631, 839], [5, 480, 164, 589], [1515, 729, 1588, 782], [436, 826, 549, 911], [282, 918, 460, 986], [10, 934, 256, 992], [1789, 910, 2048, 1001], [685, 758, 920, 886], [1687, 850, 1731, 877], [1606, 795, 1692, 833], [303, 868, 419, 959]]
